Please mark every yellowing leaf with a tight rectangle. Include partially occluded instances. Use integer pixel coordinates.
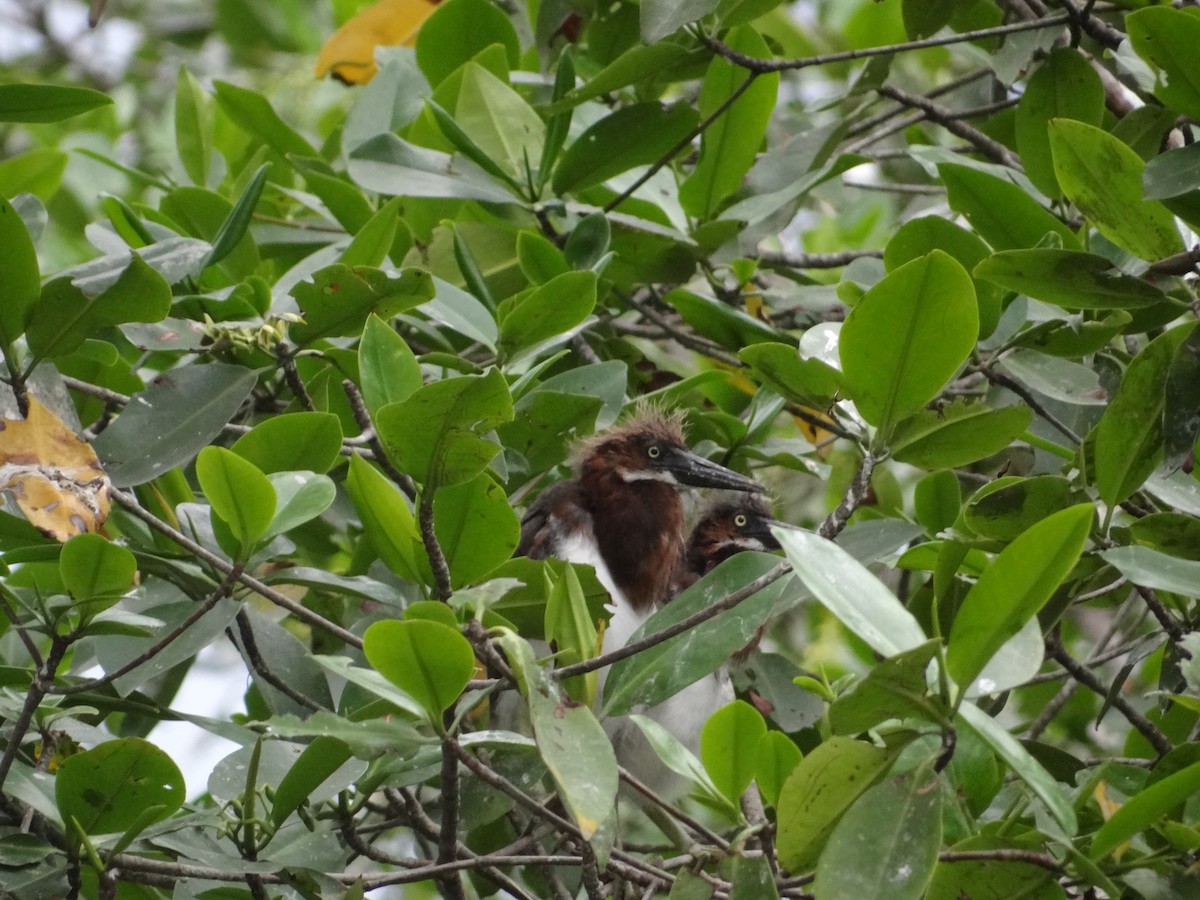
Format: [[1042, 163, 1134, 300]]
[[0, 398, 111, 542], [315, 0, 441, 84]]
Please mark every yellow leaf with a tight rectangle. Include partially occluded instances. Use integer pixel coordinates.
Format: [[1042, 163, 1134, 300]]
[[0, 398, 111, 542], [315, 0, 441, 85]]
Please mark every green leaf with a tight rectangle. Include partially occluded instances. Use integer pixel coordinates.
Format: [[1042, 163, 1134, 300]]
[[498, 270, 597, 357], [739, 342, 844, 406], [204, 163, 268, 269], [602, 553, 789, 716], [363, 619, 475, 721], [495, 630, 618, 840], [434, 472, 520, 588], [957, 701, 1077, 834], [175, 66, 214, 187], [270, 736, 354, 828], [376, 369, 513, 490], [701, 700, 767, 804], [774, 528, 927, 657], [348, 132, 518, 204], [679, 27, 779, 220], [839, 250, 978, 434], [926, 835, 1063, 900], [539, 49, 574, 186], [939, 163, 1079, 250], [1092, 760, 1200, 859], [0, 194, 40, 347], [56, 237, 210, 294], [629, 714, 737, 817], [1014, 48, 1104, 199], [884, 216, 1002, 339], [60, 533, 137, 617], [345, 454, 423, 583], [342, 197, 405, 269], [196, 446, 277, 558], [962, 475, 1083, 543], [517, 230, 570, 285], [549, 41, 693, 112], [890, 403, 1033, 470], [1049, 119, 1183, 262], [974, 249, 1165, 310], [93, 363, 258, 488], [27, 253, 172, 361], [562, 213, 611, 272], [0, 83, 112, 123], [1127, 7, 1200, 122], [641, 0, 720, 43], [914, 470, 962, 535], [1144, 142, 1200, 201], [264, 471, 337, 541], [359, 314, 422, 416], [829, 639, 945, 735], [213, 81, 317, 158], [551, 103, 699, 195], [1094, 324, 1195, 508], [1164, 326, 1200, 473], [415, 0, 520, 86], [727, 854, 779, 900], [231, 412, 344, 475], [665, 289, 781, 350], [55, 738, 184, 837], [947, 504, 1092, 691], [1102, 545, 1200, 598], [756, 731, 802, 808], [815, 761, 942, 900], [453, 64, 545, 181], [545, 561, 600, 703], [290, 264, 434, 345], [775, 737, 901, 871], [901, 0, 955, 38]]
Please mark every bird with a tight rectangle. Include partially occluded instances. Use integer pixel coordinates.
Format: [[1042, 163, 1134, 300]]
[[514, 407, 764, 803]]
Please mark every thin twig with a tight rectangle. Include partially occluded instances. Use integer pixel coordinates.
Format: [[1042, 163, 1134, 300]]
[[0, 636, 70, 793], [232, 608, 325, 712], [420, 493, 453, 601], [980, 365, 1082, 444], [939, 848, 1061, 872], [342, 379, 417, 499], [818, 452, 875, 540], [757, 249, 882, 269], [877, 83, 1022, 169]]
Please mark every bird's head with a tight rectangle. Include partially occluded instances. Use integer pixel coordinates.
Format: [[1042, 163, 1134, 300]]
[[576, 407, 762, 493], [687, 495, 784, 575]]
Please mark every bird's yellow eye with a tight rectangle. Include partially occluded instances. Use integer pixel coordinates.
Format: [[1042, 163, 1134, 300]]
[[734, 514, 747, 527], [647, 445, 661, 459]]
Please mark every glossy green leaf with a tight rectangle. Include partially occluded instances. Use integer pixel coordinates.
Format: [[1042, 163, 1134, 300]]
[[602, 553, 789, 716], [958, 701, 1076, 834], [60, 533, 137, 615], [415, 0, 520, 86], [363, 618, 475, 720], [1102, 545, 1200, 597], [1127, 8, 1200, 122], [516, 230, 570, 285], [562, 213, 610, 272], [0, 83, 113, 123], [756, 732, 802, 808], [213, 80, 317, 158], [55, 738, 184, 837], [1144, 142, 1200, 201], [774, 528, 926, 657], [813, 761, 942, 900], [0, 194, 40, 348], [927, 835, 1064, 900], [93, 363, 257, 487], [948, 504, 1092, 690], [27, 253, 172, 361], [641, 0, 719, 43], [359, 313, 422, 415], [914, 470, 962, 536], [939, 163, 1079, 251], [175, 66, 214, 187], [775, 737, 901, 871], [679, 26, 779, 220], [376, 369, 513, 490], [839, 250, 977, 433], [345, 454, 423, 583], [204, 163, 268, 269], [348, 132, 517, 203], [454, 64, 544, 181], [963, 475, 1083, 543], [1094, 324, 1195, 508], [999, 350, 1108, 407], [1092, 760, 1200, 859], [231, 412, 344, 475], [727, 853, 779, 900], [890, 403, 1033, 470], [341, 197, 404, 268], [544, 561, 599, 703], [668, 871, 714, 900], [496, 630, 618, 840], [1015, 48, 1104, 199], [268, 737, 360, 831], [56, 237, 210, 294], [884, 216, 1002, 338], [498, 270, 597, 357], [974, 249, 1165, 310], [552, 102, 699, 195], [665, 289, 781, 350], [1164, 326, 1200, 473], [1049, 119, 1183, 262], [290, 264, 434, 345], [739, 342, 844, 406], [701, 700, 767, 804], [263, 471, 337, 541], [900, 0, 955, 38], [629, 714, 736, 816], [196, 446, 277, 557], [433, 472, 520, 587], [829, 639, 945, 735]]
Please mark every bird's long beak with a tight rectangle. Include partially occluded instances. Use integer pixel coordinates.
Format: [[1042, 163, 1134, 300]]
[[749, 517, 787, 550], [658, 448, 763, 493]]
